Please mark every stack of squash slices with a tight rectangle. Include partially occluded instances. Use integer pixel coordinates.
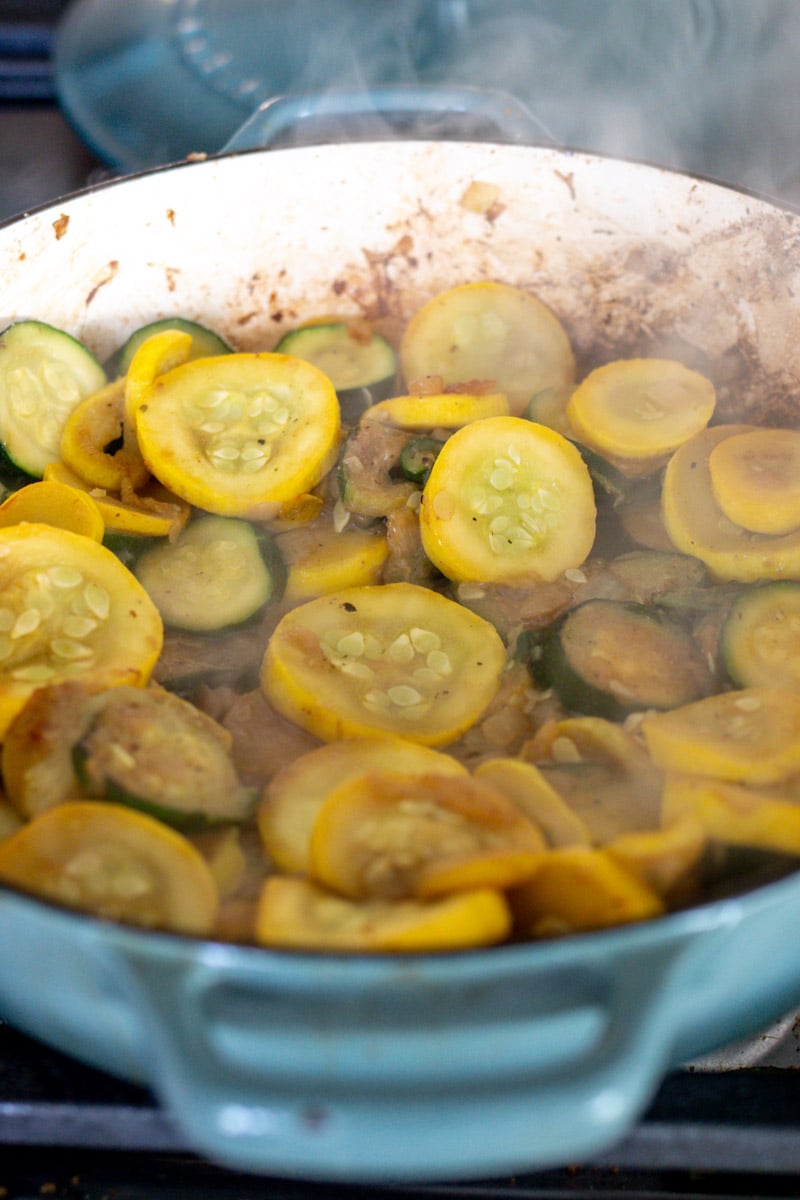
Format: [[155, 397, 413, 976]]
[[0, 283, 798, 953]]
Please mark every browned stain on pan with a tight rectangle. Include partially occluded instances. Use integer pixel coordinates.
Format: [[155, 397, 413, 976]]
[[84, 260, 119, 308]]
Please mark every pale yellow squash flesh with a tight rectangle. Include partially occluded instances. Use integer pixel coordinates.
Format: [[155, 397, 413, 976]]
[[258, 735, 467, 874], [400, 281, 575, 416], [642, 687, 800, 785], [708, 428, 800, 535], [510, 846, 664, 937], [255, 876, 512, 952], [0, 800, 218, 934], [261, 582, 507, 747], [566, 358, 716, 470], [419, 416, 596, 584], [0, 524, 163, 740], [661, 424, 800, 581]]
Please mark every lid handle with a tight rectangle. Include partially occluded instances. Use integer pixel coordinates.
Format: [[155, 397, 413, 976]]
[[223, 84, 556, 152]]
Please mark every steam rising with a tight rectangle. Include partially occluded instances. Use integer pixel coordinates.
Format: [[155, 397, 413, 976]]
[[193, 0, 800, 201]]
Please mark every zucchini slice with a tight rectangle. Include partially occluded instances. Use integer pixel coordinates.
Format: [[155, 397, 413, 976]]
[[3, 680, 99, 819], [0, 321, 106, 477], [44, 460, 190, 540], [419, 416, 596, 584], [398, 436, 444, 484], [535, 598, 715, 719], [106, 317, 232, 377], [662, 773, 800, 858], [274, 322, 396, 394], [400, 282, 575, 416], [337, 419, 417, 517], [0, 480, 104, 542], [134, 514, 284, 633], [473, 757, 591, 847], [722, 581, 800, 690], [606, 819, 708, 902], [134, 352, 340, 518], [261, 581, 507, 747], [71, 686, 256, 830]]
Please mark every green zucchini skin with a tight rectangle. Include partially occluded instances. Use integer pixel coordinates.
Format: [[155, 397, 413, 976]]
[[71, 688, 256, 831], [0, 320, 107, 478], [569, 439, 635, 509], [105, 317, 232, 376], [398, 436, 444, 484], [0, 446, 34, 490], [134, 514, 286, 633], [275, 323, 398, 425], [72, 744, 256, 832], [102, 531, 152, 570], [337, 421, 417, 517], [534, 598, 715, 719], [722, 580, 800, 689], [275, 322, 396, 392]]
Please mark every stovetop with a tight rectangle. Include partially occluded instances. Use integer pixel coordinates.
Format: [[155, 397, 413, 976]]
[[4, 1019, 800, 1199], [4, 1017, 800, 1195], [5, 4, 800, 1195]]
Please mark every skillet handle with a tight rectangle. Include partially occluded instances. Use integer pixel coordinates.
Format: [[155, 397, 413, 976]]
[[110, 933, 694, 1181], [223, 84, 556, 152]]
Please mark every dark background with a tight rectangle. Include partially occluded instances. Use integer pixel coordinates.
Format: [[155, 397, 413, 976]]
[[0, 0, 101, 221]]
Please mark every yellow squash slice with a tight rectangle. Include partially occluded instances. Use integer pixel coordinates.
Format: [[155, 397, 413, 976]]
[[605, 818, 708, 899], [0, 480, 104, 542], [309, 769, 546, 900], [0, 795, 21, 839], [134, 352, 341, 519], [3, 680, 99, 819], [642, 687, 800, 785], [278, 521, 389, 601], [123, 328, 193, 430], [400, 282, 575, 416], [510, 846, 664, 937], [566, 358, 716, 474], [708, 427, 800, 535], [473, 757, 591, 847], [61, 376, 150, 492], [44, 460, 189, 539], [662, 774, 800, 858], [255, 876, 511, 952], [661, 424, 800, 581], [0, 524, 163, 739], [364, 392, 509, 431], [419, 415, 596, 584], [0, 800, 218, 934], [258, 735, 467, 873], [261, 582, 507, 746]]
